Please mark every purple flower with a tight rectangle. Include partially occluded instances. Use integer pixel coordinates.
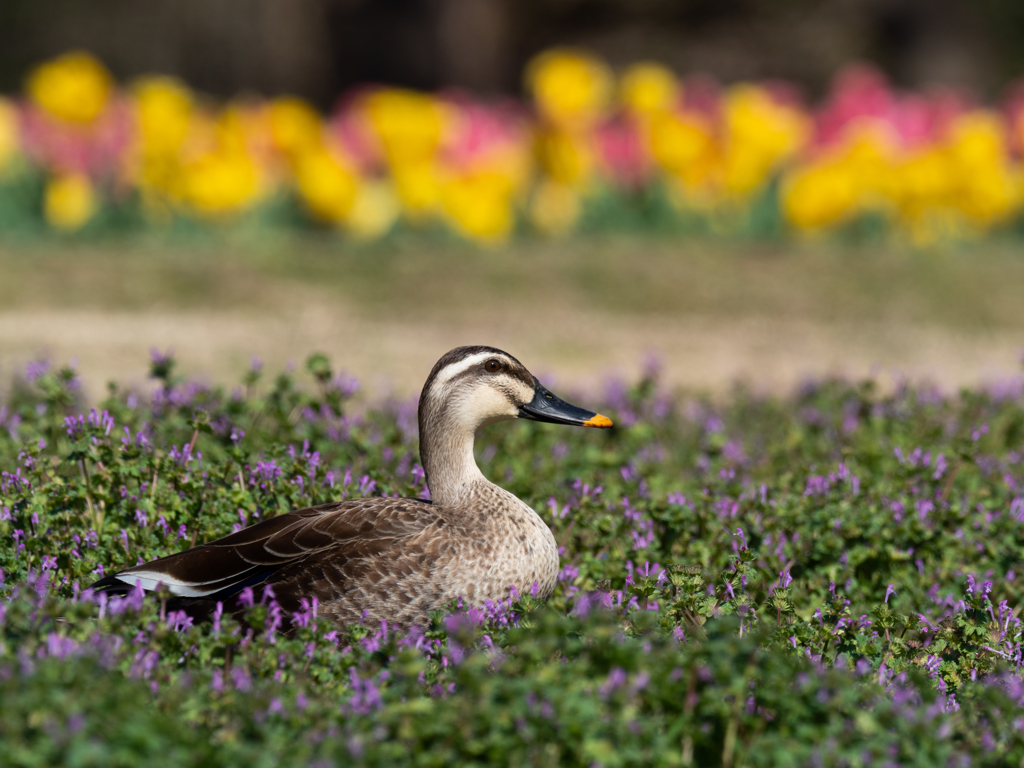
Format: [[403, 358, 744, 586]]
[[331, 372, 361, 398], [777, 569, 793, 590], [558, 564, 579, 584], [253, 461, 282, 486], [149, 347, 174, 368], [265, 600, 284, 638], [25, 359, 50, 383], [884, 584, 897, 604], [733, 527, 748, 551], [599, 667, 628, 697], [632, 672, 650, 692], [45, 633, 79, 660], [166, 610, 194, 632], [573, 592, 597, 618], [804, 475, 831, 497], [358, 475, 376, 496], [347, 667, 384, 714], [548, 497, 571, 519], [230, 666, 252, 692], [293, 597, 320, 628], [237, 587, 255, 608]]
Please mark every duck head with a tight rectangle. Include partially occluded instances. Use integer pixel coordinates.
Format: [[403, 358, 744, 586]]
[[418, 346, 612, 504], [420, 346, 612, 432]]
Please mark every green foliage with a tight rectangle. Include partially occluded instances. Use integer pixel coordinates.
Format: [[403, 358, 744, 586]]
[[2, 354, 1024, 765]]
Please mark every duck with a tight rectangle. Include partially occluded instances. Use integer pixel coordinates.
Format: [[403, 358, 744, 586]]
[[90, 345, 612, 629]]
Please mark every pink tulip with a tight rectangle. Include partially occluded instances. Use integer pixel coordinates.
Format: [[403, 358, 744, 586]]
[[681, 74, 722, 124], [328, 86, 387, 174], [18, 98, 131, 178], [595, 116, 650, 189], [438, 93, 529, 171]]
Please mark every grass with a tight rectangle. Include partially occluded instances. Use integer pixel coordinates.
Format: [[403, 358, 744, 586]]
[[2, 233, 1024, 327]]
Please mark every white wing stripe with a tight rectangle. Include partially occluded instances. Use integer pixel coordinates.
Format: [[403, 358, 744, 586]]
[[115, 573, 234, 602], [114, 573, 222, 598]]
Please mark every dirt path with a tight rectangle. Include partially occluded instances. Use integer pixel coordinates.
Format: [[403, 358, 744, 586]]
[[2, 303, 1021, 400]]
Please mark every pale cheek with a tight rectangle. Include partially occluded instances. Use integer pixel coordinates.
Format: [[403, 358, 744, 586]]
[[455, 389, 518, 430], [512, 381, 535, 404]]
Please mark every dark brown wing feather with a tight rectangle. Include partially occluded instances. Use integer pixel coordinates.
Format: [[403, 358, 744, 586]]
[[91, 497, 443, 623]]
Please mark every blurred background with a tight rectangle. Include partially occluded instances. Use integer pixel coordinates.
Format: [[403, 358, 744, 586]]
[[4, 0, 1024, 99], [0, 0, 1023, 400]]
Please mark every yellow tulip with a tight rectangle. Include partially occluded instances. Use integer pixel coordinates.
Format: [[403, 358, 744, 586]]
[[391, 161, 441, 219], [0, 98, 19, 173], [529, 179, 580, 236], [526, 49, 612, 129], [721, 145, 771, 200], [891, 148, 953, 223], [956, 164, 1017, 227], [838, 123, 896, 204], [647, 110, 719, 193], [26, 51, 113, 124], [648, 111, 714, 172], [725, 87, 804, 155], [946, 112, 1018, 227], [535, 128, 594, 187], [442, 169, 516, 244], [215, 105, 260, 157], [293, 146, 360, 224], [130, 78, 194, 199], [721, 85, 808, 198], [134, 77, 192, 157], [345, 180, 400, 239], [269, 97, 323, 160], [363, 89, 446, 166], [44, 173, 96, 231], [180, 149, 261, 217], [948, 112, 1006, 168], [780, 159, 861, 231], [620, 62, 679, 117]]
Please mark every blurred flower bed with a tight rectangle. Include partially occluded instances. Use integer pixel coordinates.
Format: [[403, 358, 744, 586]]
[[3, 49, 1024, 245]]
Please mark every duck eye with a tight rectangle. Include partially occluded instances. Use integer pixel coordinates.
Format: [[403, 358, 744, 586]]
[[484, 359, 502, 373]]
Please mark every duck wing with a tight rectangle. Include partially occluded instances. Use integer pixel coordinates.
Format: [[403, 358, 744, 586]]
[[89, 497, 444, 620]]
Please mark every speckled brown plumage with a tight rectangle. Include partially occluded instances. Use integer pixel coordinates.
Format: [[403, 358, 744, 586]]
[[89, 346, 607, 631]]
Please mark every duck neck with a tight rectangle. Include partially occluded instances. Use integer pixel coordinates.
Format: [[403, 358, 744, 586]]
[[418, 405, 488, 507]]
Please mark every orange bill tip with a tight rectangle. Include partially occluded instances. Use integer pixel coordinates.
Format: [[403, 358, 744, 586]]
[[583, 413, 613, 428]]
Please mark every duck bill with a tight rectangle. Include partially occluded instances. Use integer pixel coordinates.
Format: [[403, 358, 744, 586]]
[[518, 378, 613, 428]]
